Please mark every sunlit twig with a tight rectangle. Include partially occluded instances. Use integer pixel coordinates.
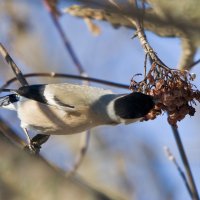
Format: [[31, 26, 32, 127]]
[[0, 43, 28, 88], [0, 72, 129, 90], [170, 125, 199, 200], [164, 146, 192, 198]]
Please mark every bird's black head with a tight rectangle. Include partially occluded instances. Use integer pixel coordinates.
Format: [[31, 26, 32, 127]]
[[114, 92, 155, 119]]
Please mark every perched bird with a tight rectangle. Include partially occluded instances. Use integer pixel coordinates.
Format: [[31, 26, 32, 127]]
[[0, 83, 155, 135]]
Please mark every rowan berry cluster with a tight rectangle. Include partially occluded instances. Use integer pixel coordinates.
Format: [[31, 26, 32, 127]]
[[130, 63, 200, 126]]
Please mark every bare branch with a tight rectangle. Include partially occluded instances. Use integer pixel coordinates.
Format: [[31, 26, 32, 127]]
[[43, 0, 85, 74], [1, 72, 129, 90], [0, 43, 28, 87], [66, 132, 90, 177], [164, 146, 192, 198], [64, 4, 198, 70], [0, 138, 125, 200], [189, 58, 200, 69], [170, 126, 199, 200], [64, 5, 179, 37]]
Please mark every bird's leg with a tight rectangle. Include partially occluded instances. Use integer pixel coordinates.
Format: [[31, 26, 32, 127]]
[[23, 128, 50, 154], [23, 128, 31, 146], [23, 128, 36, 154], [30, 134, 50, 153]]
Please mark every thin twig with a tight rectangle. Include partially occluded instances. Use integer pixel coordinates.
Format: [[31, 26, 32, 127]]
[[66, 131, 90, 177], [0, 72, 129, 90], [43, 0, 85, 74], [164, 146, 192, 198], [170, 126, 199, 200], [144, 53, 148, 79], [108, 0, 170, 71], [0, 43, 28, 87], [189, 58, 200, 69]]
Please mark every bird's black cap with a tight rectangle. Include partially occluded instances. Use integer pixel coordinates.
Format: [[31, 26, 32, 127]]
[[114, 92, 155, 119]]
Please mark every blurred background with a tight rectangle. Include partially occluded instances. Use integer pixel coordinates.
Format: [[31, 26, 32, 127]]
[[0, 0, 200, 199]]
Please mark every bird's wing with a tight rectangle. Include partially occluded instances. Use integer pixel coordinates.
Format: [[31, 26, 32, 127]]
[[17, 83, 113, 111]]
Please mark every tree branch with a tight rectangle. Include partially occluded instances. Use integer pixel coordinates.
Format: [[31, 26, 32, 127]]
[[0, 137, 125, 200], [164, 146, 192, 198], [170, 126, 199, 200], [43, 0, 85, 74], [64, 4, 198, 70], [0, 72, 129, 90], [0, 43, 28, 87]]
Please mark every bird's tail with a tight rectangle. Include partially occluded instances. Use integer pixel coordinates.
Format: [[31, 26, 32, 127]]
[[0, 88, 17, 93]]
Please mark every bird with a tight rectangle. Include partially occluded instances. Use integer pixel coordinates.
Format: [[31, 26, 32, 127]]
[[0, 83, 155, 135]]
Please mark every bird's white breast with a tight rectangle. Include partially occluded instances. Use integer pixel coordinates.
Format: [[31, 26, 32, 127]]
[[17, 94, 118, 135]]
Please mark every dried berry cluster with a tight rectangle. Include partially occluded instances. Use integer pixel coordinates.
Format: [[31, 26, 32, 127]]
[[130, 63, 200, 126]]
